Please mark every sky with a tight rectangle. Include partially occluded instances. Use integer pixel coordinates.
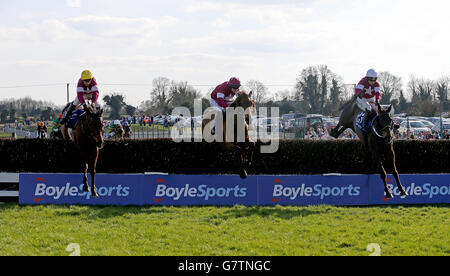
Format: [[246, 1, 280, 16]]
[[0, 0, 449, 107]]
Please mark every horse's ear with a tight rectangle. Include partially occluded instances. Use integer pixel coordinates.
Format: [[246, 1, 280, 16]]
[[387, 104, 392, 113], [249, 91, 253, 98], [377, 102, 382, 112]]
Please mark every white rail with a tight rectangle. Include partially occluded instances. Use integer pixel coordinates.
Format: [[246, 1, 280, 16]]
[[0, 173, 19, 199]]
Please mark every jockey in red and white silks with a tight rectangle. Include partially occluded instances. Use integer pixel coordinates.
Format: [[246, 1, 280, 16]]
[[61, 70, 102, 125], [355, 69, 382, 112], [210, 77, 241, 111], [208, 77, 241, 133], [74, 77, 100, 108]]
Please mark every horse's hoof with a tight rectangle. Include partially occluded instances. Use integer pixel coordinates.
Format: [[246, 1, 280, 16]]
[[91, 191, 99, 198], [83, 185, 90, 192], [385, 193, 394, 199], [400, 191, 408, 197], [240, 170, 247, 179]]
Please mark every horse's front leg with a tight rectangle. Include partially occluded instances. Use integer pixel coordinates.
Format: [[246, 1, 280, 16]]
[[239, 151, 247, 179], [234, 145, 247, 179], [379, 160, 393, 199], [89, 150, 99, 198], [389, 147, 408, 197], [82, 162, 89, 192]]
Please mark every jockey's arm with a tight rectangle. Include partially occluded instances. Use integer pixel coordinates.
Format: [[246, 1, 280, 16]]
[[91, 91, 99, 103], [216, 95, 229, 108]]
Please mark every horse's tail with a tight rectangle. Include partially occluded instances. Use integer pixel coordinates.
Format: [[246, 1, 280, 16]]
[[339, 95, 357, 111], [61, 102, 71, 114]]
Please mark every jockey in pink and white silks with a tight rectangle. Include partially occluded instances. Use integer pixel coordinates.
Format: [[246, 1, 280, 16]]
[[60, 70, 102, 125], [355, 69, 382, 112], [355, 69, 382, 128], [209, 77, 241, 134]]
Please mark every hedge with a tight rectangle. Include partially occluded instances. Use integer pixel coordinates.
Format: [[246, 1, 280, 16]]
[[0, 139, 449, 174]]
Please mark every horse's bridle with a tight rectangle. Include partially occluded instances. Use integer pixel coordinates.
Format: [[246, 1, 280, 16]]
[[80, 111, 103, 145], [372, 114, 394, 143]]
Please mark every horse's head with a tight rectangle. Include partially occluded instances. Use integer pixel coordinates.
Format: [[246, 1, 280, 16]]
[[84, 105, 104, 148], [375, 103, 394, 142], [229, 91, 255, 124], [230, 91, 255, 110]]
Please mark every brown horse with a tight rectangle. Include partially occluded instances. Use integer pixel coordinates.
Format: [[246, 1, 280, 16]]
[[202, 91, 256, 178], [61, 104, 104, 197]]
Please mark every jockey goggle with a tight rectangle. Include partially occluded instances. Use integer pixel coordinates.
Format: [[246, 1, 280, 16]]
[[229, 84, 240, 90], [83, 78, 93, 83], [367, 77, 377, 82]]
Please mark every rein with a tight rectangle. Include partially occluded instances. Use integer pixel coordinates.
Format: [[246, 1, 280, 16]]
[[79, 112, 98, 144], [371, 114, 393, 142]]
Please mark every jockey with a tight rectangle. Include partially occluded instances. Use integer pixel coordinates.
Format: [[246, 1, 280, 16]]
[[209, 77, 242, 134], [355, 69, 382, 128], [52, 114, 63, 130], [60, 70, 101, 124]]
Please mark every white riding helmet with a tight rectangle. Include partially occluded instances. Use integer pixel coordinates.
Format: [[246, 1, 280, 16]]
[[114, 120, 121, 125], [366, 69, 378, 78]]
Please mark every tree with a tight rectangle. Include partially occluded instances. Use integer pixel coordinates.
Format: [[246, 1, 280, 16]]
[[124, 105, 137, 117], [103, 94, 126, 119], [397, 90, 408, 114], [9, 106, 16, 122], [378, 71, 402, 105], [327, 79, 343, 116], [1, 110, 8, 122], [245, 80, 268, 107], [149, 77, 172, 114], [435, 76, 449, 112], [40, 107, 52, 121], [294, 65, 340, 115], [169, 81, 201, 114]]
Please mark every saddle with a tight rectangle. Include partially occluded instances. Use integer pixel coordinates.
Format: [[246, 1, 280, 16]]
[[66, 109, 86, 129], [356, 111, 377, 137]]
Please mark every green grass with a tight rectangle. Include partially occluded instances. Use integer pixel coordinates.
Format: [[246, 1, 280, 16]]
[[0, 132, 12, 137], [0, 204, 448, 256]]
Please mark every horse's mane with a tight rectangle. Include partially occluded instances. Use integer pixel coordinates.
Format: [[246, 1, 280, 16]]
[[229, 90, 253, 108], [339, 95, 357, 111], [84, 104, 101, 117]]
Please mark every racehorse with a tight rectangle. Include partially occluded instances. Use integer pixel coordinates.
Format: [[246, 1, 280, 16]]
[[330, 98, 408, 198], [112, 124, 124, 139], [60, 103, 104, 197], [123, 125, 132, 138], [202, 91, 256, 179]]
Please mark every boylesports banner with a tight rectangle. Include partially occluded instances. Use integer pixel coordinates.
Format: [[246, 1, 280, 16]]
[[19, 174, 450, 206]]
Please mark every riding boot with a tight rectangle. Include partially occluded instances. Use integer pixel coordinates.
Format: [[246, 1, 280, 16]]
[[363, 110, 375, 131], [60, 104, 75, 125]]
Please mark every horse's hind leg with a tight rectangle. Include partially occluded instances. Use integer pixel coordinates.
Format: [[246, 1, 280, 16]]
[[330, 124, 345, 138]]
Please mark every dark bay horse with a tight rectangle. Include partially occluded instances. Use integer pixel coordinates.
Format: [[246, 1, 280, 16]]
[[330, 98, 407, 199], [202, 91, 256, 178], [366, 103, 408, 198], [61, 104, 104, 197]]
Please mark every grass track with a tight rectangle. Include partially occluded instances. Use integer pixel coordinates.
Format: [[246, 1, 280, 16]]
[[0, 204, 448, 256]]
